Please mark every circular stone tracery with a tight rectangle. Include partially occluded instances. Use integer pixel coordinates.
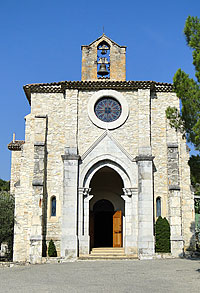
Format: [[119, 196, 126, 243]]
[[88, 90, 129, 130], [94, 98, 121, 122]]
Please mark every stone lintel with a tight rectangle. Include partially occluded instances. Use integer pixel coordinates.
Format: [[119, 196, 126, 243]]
[[34, 142, 45, 146], [62, 154, 80, 161], [167, 143, 178, 148], [169, 185, 180, 191], [135, 155, 155, 162], [32, 179, 44, 186]]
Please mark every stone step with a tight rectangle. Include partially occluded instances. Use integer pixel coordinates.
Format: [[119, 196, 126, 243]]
[[90, 252, 125, 256], [91, 249, 124, 255], [91, 247, 124, 253], [78, 254, 137, 260], [92, 247, 124, 250], [79, 248, 138, 260]]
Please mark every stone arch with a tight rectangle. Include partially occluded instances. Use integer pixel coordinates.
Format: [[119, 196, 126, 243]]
[[81, 156, 131, 189]]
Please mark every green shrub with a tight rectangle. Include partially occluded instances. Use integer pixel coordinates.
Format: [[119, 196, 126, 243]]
[[0, 191, 14, 260], [155, 216, 171, 253], [48, 239, 57, 257]]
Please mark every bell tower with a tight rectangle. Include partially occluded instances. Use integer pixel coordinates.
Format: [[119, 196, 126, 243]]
[[81, 34, 126, 81]]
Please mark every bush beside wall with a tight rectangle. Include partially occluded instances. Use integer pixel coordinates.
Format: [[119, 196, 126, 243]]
[[155, 216, 171, 253]]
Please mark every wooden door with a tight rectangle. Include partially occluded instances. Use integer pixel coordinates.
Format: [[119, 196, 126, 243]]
[[113, 210, 122, 247]]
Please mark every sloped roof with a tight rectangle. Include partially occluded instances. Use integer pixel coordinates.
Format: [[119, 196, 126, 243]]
[[81, 34, 126, 48], [8, 140, 25, 151], [23, 80, 173, 105]]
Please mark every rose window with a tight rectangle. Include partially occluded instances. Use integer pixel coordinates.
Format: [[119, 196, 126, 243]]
[[94, 98, 121, 122]]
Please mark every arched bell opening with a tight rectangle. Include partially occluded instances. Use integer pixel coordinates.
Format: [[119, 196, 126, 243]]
[[97, 41, 110, 78], [89, 166, 125, 249]]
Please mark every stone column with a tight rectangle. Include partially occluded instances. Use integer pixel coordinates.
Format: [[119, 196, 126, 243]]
[[61, 147, 80, 259], [167, 144, 183, 256], [30, 115, 47, 264], [168, 187, 184, 256], [136, 155, 155, 259], [78, 188, 92, 255], [122, 189, 132, 253], [122, 188, 138, 255]]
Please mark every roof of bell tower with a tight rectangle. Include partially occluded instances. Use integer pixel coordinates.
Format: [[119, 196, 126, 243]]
[[81, 35, 127, 81], [82, 34, 126, 49]]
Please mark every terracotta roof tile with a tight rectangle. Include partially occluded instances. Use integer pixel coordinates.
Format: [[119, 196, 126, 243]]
[[8, 140, 25, 151], [23, 80, 174, 105]]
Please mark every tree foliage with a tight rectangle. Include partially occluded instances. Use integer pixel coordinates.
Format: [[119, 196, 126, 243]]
[[189, 155, 200, 196], [0, 191, 15, 260], [166, 16, 200, 150], [155, 216, 171, 253], [0, 179, 10, 192]]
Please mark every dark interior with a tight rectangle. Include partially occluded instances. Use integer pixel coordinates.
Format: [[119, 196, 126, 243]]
[[93, 199, 114, 247]]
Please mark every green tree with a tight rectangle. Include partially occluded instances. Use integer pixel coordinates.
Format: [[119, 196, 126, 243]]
[[166, 16, 200, 150], [0, 179, 10, 192], [166, 16, 200, 197], [0, 191, 15, 260], [189, 155, 200, 196]]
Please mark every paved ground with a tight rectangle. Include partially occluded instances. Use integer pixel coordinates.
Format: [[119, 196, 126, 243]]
[[0, 259, 200, 292]]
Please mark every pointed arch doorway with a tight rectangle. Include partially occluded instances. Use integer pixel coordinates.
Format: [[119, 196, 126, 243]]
[[89, 166, 125, 249]]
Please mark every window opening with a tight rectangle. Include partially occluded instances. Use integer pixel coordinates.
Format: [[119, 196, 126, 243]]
[[97, 41, 110, 78], [51, 196, 56, 217], [94, 97, 121, 122], [156, 197, 161, 218]]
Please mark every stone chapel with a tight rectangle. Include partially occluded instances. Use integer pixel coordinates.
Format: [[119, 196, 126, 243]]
[[8, 35, 195, 263]]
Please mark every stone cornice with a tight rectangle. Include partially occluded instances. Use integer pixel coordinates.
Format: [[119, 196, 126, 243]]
[[23, 80, 174, 105], [135, 155, 155, 162], [62, 154, 80, 161]]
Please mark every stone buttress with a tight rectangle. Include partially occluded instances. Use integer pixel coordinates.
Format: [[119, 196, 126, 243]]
[[8, 34, 195, 263]]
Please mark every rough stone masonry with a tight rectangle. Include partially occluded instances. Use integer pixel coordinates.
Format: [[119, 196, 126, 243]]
[[8, 34, 195, 263]]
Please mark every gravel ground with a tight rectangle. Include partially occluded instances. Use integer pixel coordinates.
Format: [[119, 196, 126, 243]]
[[0, 259, 200, 293]]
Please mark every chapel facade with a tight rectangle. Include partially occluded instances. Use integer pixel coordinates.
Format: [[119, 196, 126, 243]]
[[8, 35, 195, 263]]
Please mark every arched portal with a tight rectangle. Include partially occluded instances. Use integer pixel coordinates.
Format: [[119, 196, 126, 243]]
[[89, 166, 125, 248]]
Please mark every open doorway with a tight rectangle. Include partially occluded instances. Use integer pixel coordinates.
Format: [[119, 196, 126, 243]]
[[89, 166, 124, 249]]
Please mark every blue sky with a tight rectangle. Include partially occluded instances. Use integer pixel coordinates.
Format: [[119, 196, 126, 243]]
[[0, 0, 199, 180]]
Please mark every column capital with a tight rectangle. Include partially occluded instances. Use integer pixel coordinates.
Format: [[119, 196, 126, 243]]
[[62, 154, 80, 161], [135, 155, 155, 162], [123, 188, 138, 197], [78, 187, 91, 197]]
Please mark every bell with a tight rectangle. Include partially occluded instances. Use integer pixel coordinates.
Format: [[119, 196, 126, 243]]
[[101, 45, 107, 55], [98, 63, 109, 76]]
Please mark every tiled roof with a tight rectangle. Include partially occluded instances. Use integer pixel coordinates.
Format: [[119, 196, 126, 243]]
[[23, 80, 174, 105], [8, 140, 25, 151]]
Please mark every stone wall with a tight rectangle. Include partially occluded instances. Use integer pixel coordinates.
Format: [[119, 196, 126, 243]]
[[10, 85, 195, 262], [13, 114, 35, 262], [81, 35, 126, 81], [10, 150, 22, 194], [78, 90, 139, 157]]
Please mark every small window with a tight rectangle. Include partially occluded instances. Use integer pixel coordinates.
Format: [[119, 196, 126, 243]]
[[156, 197, 161, 218], [51, 196, 56, 217]]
